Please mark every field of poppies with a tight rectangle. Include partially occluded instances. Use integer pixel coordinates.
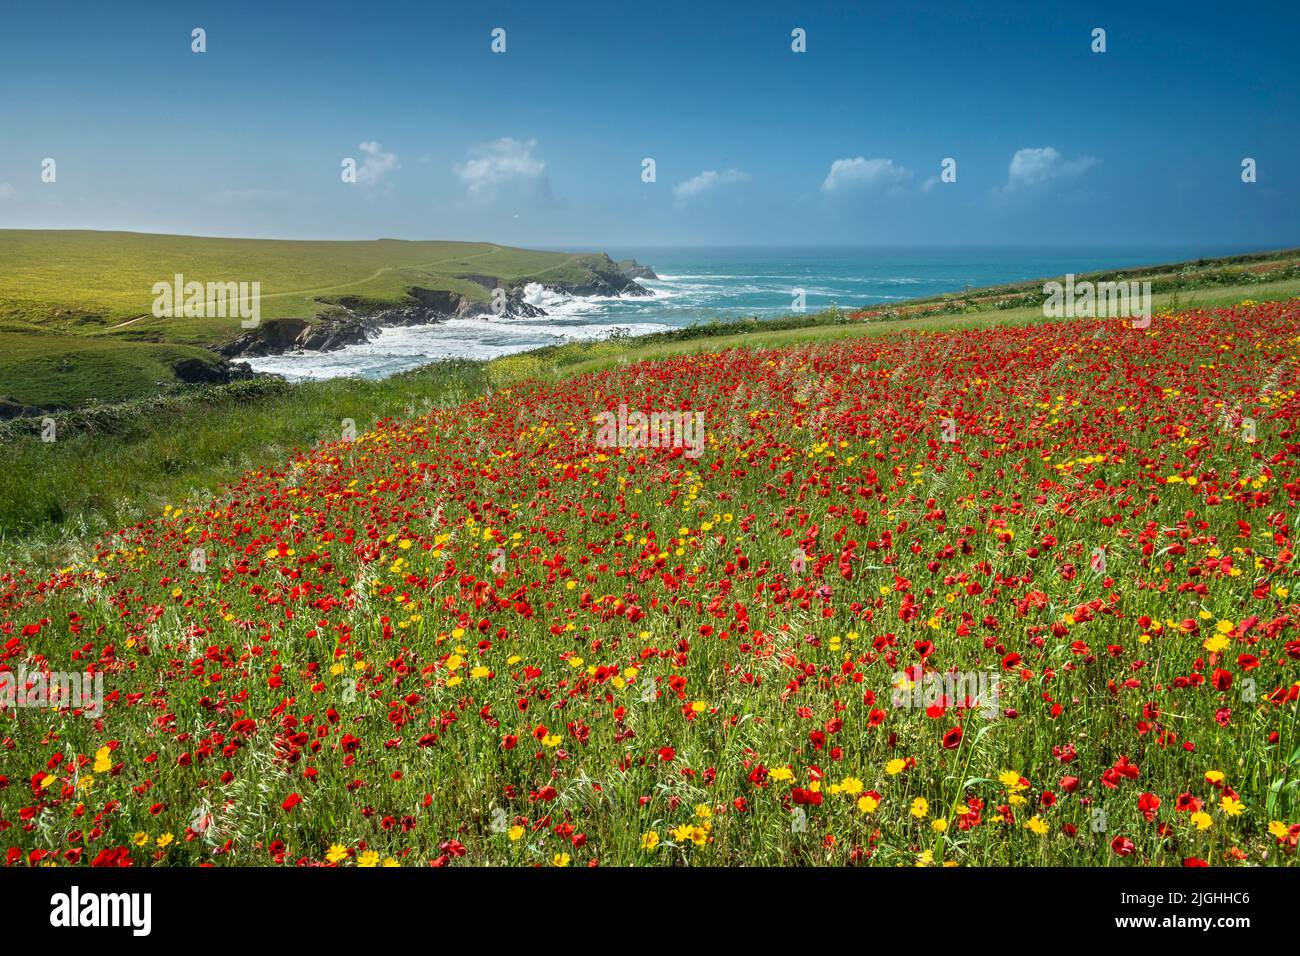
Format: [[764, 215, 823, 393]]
[[2, 300, 1299, 868]]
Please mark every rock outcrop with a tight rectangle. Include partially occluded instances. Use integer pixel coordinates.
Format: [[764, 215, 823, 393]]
[[617, 258, 659, 281], [172, 356, 256, 385], [557, 253, 653, 297], [0, 397, 51, 421], [216, 318, 314, 358]]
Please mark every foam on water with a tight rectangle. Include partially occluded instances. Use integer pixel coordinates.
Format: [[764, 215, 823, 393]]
[[244, 306, 672, 382]]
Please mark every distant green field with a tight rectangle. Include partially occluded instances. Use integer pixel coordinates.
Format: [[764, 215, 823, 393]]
[[0, 230, 596, 345], [0, 230, 615, 407]]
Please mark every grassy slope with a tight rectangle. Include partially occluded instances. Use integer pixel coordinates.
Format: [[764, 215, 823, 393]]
[[0, 231, 595, 334], [0, 331, 225, 409], [0, 363, 487, 565], [0, 230, 605, 407], [2, 255, 1297, 563]]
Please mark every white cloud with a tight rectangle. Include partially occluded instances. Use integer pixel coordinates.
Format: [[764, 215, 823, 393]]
[[672, 168, 750, 203], [356, 140, 399, 187], [0, 183, 16, 201], [821, 157, 912, 194], [455, 137, 548, 201], [998, 146, 1096, 194]]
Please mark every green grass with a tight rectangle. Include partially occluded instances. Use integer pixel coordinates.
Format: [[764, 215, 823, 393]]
[[0, 362, 487, 566], [0, 331, 226, 410], [0, 231, 599, 337]]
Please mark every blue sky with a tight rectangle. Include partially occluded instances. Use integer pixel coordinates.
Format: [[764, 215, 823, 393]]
[[0, 0, 1296, 249]]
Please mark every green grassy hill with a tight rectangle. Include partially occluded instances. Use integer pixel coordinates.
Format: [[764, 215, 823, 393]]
[[0, 331, 226, 411], [0, 230, 599, 340], [0, 230, 614, 407]]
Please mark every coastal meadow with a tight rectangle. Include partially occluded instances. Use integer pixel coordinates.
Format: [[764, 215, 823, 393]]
[[2, 301, 1299, 867]]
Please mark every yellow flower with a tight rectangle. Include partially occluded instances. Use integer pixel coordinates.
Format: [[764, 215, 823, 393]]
[[470, 665, 491, 679], [1268, 820, 1290, 840], [1220, 796, 1245, 817], [508, 825, 525, 841], [857, 794, 879, 814], [326, 844, 349, 863], [998, 770, 1027, 792], [669, 823, 695, 842], [541, 734, 562, 748], [133, 832, 149, 847], [1025, 816, 1049, 835], [915, 849, 934, 867], [552, 852, 570, 867], [885, 758, 907, 776], [911, 797, 929, 819], [1204, 770, 1225, 785], [382, 858, 400, 867], [695, 803, 712, 820], [356, 850, 380, 867], [834, 776, 864, 796], [93, 747, 113, 774], [931, 818, 948, 833], [641, 830, 660, 851], [769, 766, 794, 782], [1191, 811, 1213, 830], [155, 833, 174, 848]]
